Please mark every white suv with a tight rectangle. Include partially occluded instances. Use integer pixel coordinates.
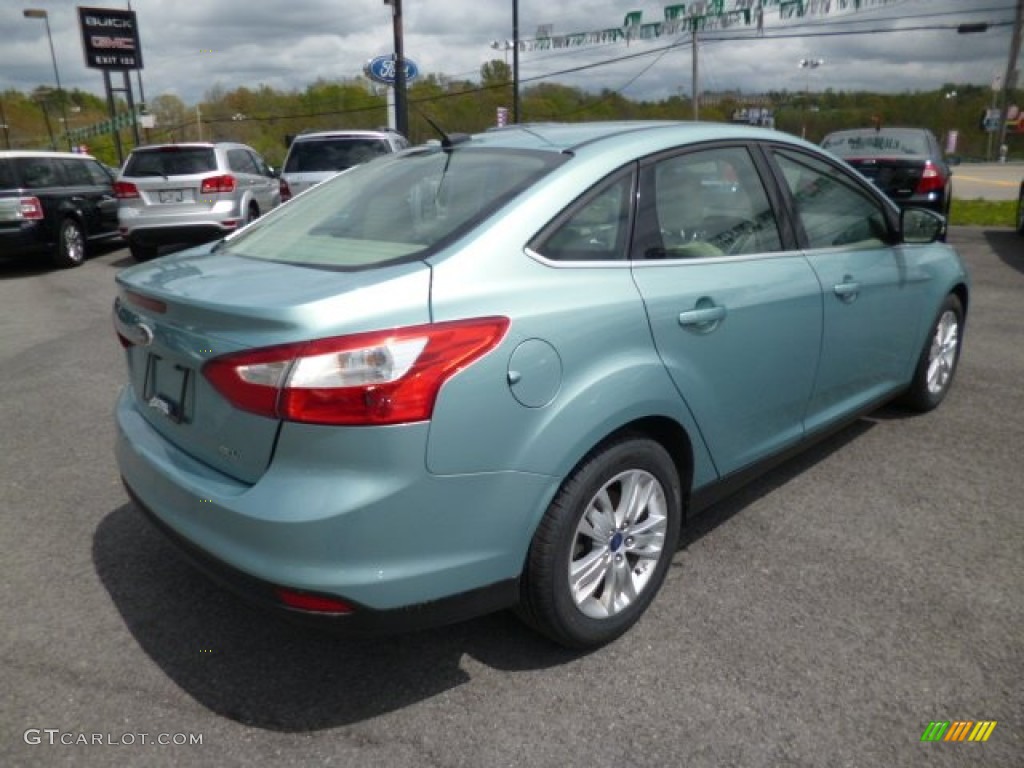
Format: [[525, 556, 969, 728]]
[[280, 129, 408, 201], [115, 142, 280, 261]]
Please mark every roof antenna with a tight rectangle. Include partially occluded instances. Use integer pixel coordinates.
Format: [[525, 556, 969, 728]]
[[415, 107, 470, 149]]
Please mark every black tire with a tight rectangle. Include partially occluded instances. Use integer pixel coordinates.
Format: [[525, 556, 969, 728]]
[[1016, 185, 1024, 236], [245, 203, 259, 225], [517, 435, 682, 649], [899, 294, 964, 412], [129, 242, 158, 262], [52, 218, 86, 268]]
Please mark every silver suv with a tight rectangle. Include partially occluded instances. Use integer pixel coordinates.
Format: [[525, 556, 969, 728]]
[[280, 129, 408, 201], [116, 142, 280, 261]]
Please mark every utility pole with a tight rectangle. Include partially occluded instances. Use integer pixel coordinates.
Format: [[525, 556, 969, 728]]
[[691, 26, 699, 120], [513, 0, 520, 123], [386, 0, 408, 136], [996, 0, 1023, 158]]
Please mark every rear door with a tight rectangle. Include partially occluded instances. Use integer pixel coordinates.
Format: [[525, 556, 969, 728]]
[[629, 144, 823, 477]]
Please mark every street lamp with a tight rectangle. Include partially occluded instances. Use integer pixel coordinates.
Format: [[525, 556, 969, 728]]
[[490, 39, 514, 67], [23, 8, 71, 151], [798, 58, 824, 140]]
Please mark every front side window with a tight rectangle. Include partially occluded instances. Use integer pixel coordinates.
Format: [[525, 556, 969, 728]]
[[227, 148, 258, 175], [60, 159, 94, 186], [633, 145, 783, 260], [773, 149, 890, 249], [221, 147, 563, 268]]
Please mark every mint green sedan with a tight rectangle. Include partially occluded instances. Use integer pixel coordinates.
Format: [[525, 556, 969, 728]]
[[114, 122, 968, 649]]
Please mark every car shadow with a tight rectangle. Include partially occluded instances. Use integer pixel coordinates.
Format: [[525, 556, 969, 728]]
[[678, 418, 874, 548], [0, 238, 125, 277], [95, 417, 876, 731], [93, 504, 580, 732], [983, 229, 1023, 274]]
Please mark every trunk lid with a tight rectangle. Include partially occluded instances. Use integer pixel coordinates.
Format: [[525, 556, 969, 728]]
[[114, 248, 431, 484], [844, 156, 928, 200]]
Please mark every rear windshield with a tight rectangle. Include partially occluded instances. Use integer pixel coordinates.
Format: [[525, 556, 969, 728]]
[[284, 137, 391, 173], [123, 147, 217, 177], [221, 147, 564, 269], [822, 130, 930, 157]]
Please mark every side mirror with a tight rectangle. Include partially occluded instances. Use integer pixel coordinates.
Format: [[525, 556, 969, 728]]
[[901, 207, 945, 244], [267, 166, 279, 178]]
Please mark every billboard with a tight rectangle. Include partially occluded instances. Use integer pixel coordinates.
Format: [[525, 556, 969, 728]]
[[78, 6, 143, 70]]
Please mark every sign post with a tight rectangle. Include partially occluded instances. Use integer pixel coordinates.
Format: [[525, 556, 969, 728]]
[[77, 6, 144, 163]]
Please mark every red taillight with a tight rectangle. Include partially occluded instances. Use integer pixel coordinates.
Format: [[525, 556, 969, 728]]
[[113, 181, 139, 199], [275, 588, 354, 614], [279, 178, 292, 202], [200, 174, 236, 194], [203, 317, 510, 425], [18, 196, 44, 220], [915, 161, 945, 195]]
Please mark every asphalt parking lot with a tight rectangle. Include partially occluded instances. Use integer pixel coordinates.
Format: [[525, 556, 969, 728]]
[[1, 227, 1021, 768]]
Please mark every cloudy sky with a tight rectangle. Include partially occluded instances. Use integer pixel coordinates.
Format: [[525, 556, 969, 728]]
[[1, 0, 1019, 108]]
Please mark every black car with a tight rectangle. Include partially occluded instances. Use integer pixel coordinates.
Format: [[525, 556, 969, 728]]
[[821, 127, 953, 220], [0, 151, 120, 268]]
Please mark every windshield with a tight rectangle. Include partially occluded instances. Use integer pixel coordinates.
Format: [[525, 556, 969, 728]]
[[221, 147, 564, 269], [822, 130, 930, 157], [284, 138, 391, 173]]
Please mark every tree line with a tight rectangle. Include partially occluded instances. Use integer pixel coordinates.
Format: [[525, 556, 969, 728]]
[[1, 60, 1017, 168]]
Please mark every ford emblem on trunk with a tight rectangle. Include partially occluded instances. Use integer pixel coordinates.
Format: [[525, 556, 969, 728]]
[[133, 322, 154, 347]]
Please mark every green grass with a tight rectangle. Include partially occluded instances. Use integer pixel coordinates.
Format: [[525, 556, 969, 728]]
[[948, 199, 1018, 227]]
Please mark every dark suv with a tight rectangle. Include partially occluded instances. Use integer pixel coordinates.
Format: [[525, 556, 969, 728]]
[[0, 151, 120, 268]]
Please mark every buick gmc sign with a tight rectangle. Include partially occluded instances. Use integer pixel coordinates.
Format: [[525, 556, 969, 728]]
[[78, 7, 144, 70]]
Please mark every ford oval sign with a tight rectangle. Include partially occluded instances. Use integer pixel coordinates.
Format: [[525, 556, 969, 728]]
[[364, 55, 419, 85]]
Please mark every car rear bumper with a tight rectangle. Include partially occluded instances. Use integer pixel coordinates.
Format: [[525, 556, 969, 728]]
[[124, 480, 520, 635], [114, 385, 556, 627], [0, 221, 51, 258], [122, 223, 237, 248]]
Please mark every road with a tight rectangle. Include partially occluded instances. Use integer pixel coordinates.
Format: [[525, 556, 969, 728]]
[[953, 162, 1022, 201], [1, 230, 1022, 767]]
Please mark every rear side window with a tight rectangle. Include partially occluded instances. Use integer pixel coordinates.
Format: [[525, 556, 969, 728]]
[[16, 157, 63, 189], [531, 172, 634, 262], [631, 145, 783, 260], [223, 147, 562, 268], [124, 147, 217, 177], [284, 138, 391, 173], [0, 160, 17, 188]]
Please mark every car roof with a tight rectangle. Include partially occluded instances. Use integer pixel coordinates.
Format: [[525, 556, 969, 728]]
[[824, 127, 934, 137], [130, 142, 248, 150], [462, 120, 801, 155], [291, 130, 398, 141], [0, 150, 99, 160]]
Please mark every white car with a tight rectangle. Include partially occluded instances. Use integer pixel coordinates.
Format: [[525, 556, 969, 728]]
[[279, 129, 409, 201], [115, 142, 280, 261]]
